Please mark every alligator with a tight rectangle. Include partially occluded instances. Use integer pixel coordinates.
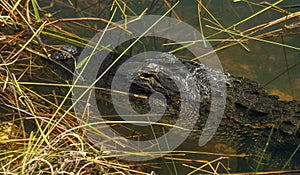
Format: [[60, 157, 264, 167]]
[[45, 46, 300, 171]]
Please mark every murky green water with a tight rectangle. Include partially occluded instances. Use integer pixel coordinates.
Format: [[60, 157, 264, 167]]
[[39, 0, 300, 100], [36, 0, 300, 173]]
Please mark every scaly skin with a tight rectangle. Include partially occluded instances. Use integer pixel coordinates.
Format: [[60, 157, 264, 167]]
[[96, 52, 300, 170], [48, 47, 300, 171]]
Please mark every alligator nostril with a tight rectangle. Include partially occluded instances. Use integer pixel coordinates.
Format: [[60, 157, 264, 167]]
[[49, 45, 78, 61]]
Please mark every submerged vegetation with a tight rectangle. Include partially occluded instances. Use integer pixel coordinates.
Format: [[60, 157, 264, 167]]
[[0, 0, 299, 174]]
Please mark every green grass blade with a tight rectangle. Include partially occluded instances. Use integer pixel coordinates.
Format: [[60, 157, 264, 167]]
[[31, 0, 41, 23]]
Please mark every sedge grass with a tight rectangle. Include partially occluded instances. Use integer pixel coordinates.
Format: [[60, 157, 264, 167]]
[[0, 0, 150, 174], [1, 0, 300, 174]]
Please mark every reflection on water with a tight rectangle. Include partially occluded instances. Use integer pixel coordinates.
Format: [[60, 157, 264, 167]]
[[36, 0, 300, 173], [38, 0, 300, 100]]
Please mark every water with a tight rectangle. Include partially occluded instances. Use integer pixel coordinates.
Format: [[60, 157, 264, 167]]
[[36, 0, 300, 173], [38, 0, 300, 100]]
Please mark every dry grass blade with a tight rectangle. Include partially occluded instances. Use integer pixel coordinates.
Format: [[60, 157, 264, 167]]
[[0, 0, 150, 174]]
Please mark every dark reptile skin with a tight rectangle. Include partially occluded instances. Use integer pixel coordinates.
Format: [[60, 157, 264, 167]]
[[48, 46, 300, 170]]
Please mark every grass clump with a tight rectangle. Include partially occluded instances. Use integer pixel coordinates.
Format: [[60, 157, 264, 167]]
[[0, 0, 150, 174]]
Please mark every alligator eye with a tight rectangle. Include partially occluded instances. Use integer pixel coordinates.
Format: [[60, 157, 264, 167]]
[[141, 73, 153, 79], [139, 72, 157, 79]]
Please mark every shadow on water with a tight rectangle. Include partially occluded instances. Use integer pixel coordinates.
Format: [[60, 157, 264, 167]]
[[29, 0, 300, 173]]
